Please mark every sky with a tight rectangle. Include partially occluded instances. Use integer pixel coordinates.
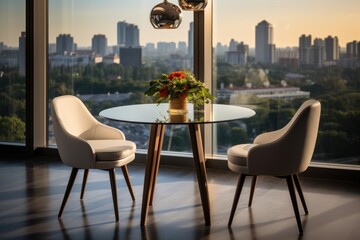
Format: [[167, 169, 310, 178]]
[[1, 0, 360, 48]]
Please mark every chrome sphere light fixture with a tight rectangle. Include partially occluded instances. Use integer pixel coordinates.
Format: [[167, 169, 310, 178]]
[[150, 0, 182, 29], [178, 0, 207, 11]]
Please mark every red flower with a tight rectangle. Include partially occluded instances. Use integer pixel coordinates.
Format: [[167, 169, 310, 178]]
[[159, 87, 169, 98], [167, 71, 186, 81], [178, 93, 187, 100]]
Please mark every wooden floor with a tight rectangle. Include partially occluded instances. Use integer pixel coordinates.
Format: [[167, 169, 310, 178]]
[[0, 157, 359, 240]]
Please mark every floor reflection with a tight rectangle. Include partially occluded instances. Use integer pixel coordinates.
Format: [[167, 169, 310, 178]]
[[0, 158, 359, 240]]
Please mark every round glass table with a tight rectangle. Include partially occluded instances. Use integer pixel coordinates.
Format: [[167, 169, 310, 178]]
[[100, 103, 255, 225]]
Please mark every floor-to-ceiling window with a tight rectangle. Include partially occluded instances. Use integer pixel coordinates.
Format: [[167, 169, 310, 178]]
[[212, 0, 360, 166], [0, 0, 30, 151], [48, 0, 194, 153], [47, 1, 360, 167]]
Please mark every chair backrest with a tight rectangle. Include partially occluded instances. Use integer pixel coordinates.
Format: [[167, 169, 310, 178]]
[[51, 95, 97, 168], [249, 100, 321, 176], [51, 95, 98, 138]]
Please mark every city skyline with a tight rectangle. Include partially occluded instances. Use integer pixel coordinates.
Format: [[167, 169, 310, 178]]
[[1, 0, 360, 48]]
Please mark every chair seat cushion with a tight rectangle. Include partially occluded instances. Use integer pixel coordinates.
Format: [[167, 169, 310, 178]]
[[87, 139, 136, 161], [227, 144, 257, 167]]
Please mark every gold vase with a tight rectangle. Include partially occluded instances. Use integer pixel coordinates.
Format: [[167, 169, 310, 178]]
[[169, 98, 188, 114], [169, 113, 188, 123]]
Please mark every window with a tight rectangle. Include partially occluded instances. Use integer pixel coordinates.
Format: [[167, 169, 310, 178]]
[[48, 0, 194, 152], [0, 0, 29, 150], [212, 0, 360, 165], [47, 1, 360, 166]]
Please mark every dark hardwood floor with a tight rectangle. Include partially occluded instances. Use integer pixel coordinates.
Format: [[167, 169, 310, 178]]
[[0, 157, 359, 240]]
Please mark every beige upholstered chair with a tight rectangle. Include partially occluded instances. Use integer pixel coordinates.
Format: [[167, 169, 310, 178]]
[[51, 95, 136, 221], [227, 99, 321, 234]]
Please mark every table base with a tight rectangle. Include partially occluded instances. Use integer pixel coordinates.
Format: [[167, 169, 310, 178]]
[[140, 124, 211, 226]]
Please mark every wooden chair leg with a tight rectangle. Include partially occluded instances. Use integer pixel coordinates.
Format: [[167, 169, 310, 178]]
[[293, 174, 308, 214], [286, 175, 303, 234], [228, 174, 247, 227], [58, 168, 79, 218], [109, 169, 119, 222], [80, 169, 89, 200], [248, 176, 257, 207], [121, 165, 135, 201]]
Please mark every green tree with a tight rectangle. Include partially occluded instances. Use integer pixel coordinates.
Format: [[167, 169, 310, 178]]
[[0, 116, 25, 142]]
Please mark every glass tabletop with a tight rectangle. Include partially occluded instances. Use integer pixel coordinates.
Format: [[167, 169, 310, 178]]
[[99, 103, 255, 125]]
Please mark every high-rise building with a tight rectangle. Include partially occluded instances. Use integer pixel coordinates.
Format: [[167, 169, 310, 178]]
[[276, 47, 299, 59], [143, 43, 156, 57], [92, 34, 107, 55], [325, 35, 339, 61], [299, 35, 327, 67], [145, 43, 155, 51], [56, 34, 74, 54], [215, 42, 228, 56], [117, 21, 139, 48], [188, 22, 194, 58], [119, 47, 142, 68], [225, 41, 248, 65], [117, 21, 127, 47], [311, 38, 325, 67], [126, 24, 140, 48], [229, 39, 238, 52], [299, 34, 312, 66], [237, 42, 249, 56], [255, 20, 275, 64], [48, 43, 56, 54], [19, 32, 26, 76], [178, 41, 187, 55], [346, 41, 358, 58]]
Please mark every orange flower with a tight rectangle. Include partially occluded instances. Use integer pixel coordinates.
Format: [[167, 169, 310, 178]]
[[167, 71, 186, 81]]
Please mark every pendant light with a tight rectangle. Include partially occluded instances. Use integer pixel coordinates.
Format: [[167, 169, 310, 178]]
[[150, 0, 182, 29], [178, 0, 207, 11]]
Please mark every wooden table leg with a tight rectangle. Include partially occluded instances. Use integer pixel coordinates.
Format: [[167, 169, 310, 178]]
[[141, 124, 165, 226], [188, 124, 211, 226], [149, 125, 166, 205]]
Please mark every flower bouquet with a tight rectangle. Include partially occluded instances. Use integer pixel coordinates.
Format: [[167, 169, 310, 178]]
[[144, 70, 214, 112]]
